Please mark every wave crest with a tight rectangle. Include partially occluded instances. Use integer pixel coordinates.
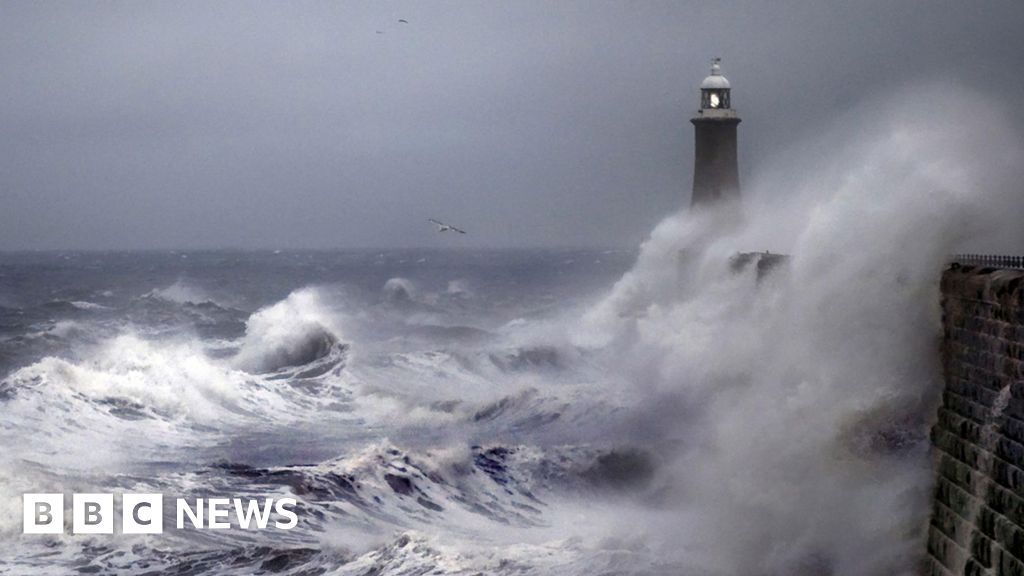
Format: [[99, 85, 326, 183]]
[[233, 288, 347, 374]]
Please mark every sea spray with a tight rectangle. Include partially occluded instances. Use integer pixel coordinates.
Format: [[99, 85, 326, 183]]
[[578, 83, 1024, 575]]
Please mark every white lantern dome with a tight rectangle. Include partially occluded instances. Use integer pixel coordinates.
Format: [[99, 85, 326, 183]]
[[700, 60, 731, 90]]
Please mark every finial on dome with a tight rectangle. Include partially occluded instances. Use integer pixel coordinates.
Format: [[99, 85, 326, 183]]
[[710, 57, 722, 75]]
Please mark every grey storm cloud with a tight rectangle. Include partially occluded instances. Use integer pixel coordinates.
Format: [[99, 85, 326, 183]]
[[1, 0, 1023, 250]]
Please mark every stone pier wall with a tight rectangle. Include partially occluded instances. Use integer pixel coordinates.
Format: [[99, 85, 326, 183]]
[[926, 264, 1024, 575]]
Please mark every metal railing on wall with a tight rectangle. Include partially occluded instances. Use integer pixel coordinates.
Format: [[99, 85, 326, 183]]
[[952, 254, 1024, 270]]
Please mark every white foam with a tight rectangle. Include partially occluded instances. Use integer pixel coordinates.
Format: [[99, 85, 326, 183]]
[[70, 301, 108, 310]]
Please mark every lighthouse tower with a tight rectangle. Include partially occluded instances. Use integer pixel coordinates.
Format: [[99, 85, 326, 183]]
[[690, 58, 740, 208]]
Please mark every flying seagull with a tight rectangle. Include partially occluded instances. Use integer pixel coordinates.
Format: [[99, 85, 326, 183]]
[[398, 19, 409, 23], [428, 219, 467, 234]]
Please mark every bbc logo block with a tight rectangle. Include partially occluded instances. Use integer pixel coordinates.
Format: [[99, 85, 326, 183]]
[[23, 493, 164, 534], [72, 493, 114, 534], [123, 493, 163, 534], [22, 494, 64, 534]]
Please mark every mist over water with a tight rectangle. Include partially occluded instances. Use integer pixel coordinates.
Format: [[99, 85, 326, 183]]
[[0, 84, 1022, 575]]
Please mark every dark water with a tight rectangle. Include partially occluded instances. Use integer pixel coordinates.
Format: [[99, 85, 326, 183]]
[[0, 249, 678, 575]]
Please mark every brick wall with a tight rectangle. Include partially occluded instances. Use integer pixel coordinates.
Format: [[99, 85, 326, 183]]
[[927, 264, 1024, 575]]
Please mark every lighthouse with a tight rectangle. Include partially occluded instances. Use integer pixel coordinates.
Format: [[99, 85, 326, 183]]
[[690, 58, 740, 208]]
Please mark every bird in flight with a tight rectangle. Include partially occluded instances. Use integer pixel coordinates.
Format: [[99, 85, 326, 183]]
[[398, 19, 409, 24], [428, 219, 467, 234]]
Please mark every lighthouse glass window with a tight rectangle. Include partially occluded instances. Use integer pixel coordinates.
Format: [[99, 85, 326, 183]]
[[709, 92, 720, 108]]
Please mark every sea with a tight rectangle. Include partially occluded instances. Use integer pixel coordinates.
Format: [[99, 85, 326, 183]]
[[0, 249, 681, 575]]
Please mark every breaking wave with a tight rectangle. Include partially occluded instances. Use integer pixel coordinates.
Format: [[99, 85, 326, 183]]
[[233, 288, 347, 374], [382, 277, 416, 304], [144, 279, 219, 305]]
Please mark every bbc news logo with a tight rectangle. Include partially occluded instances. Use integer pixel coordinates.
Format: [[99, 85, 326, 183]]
[[23, 494, 298, 534]]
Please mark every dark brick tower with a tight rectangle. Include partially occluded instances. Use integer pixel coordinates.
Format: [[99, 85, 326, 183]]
[[691, 58, 740, 208]]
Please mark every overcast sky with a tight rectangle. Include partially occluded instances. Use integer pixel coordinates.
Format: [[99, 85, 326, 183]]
[[1, 1, 1022, 250]]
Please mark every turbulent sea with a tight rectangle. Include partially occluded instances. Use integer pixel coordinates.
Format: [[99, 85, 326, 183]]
[[0, 249, 675, 575], [3, 85, 1021, 576]]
